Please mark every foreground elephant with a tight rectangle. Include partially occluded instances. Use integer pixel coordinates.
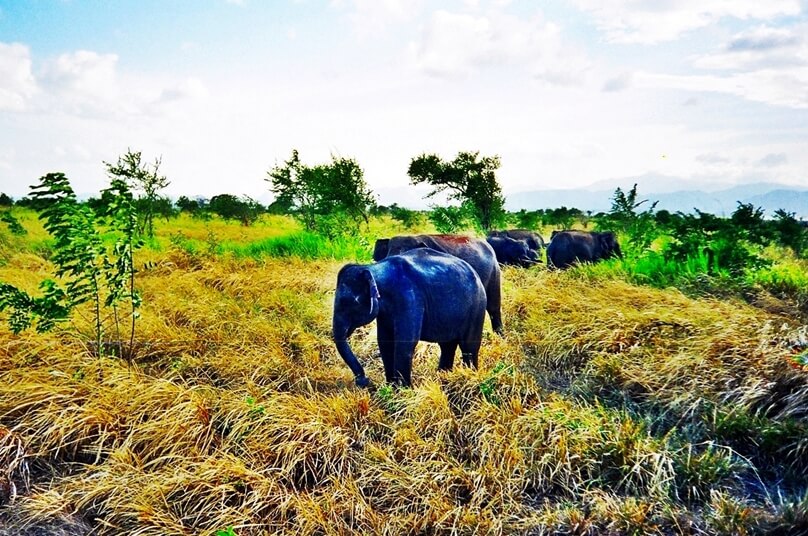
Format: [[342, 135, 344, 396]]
[[547, 230, 622, 269], [333, 248, 487, 387], [373, 234, 502, 334], [486, 235, 540, 267], [488, 229, 545, 251]]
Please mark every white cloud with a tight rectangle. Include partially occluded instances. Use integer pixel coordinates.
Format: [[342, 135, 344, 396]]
[[694, 25, 807, 71], [155, 77, 208, 103], [33, 49, 211, 119], [573, 0, 801, 44], [409, 9, 590, 83], [637, 23, 808, 109], [602, 71, 632, 91], [338, 0, 424, 37], [696, 152, 732, 165], [39, 50, 122, 115], [757, 152, 788, 167], [637, 68, 808, 108], [0, 42, 37, 111]]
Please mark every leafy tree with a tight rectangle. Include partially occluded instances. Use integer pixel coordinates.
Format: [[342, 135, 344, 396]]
[[429, 205, 475, 234], [14, 194, 53, 211], [0, 172, 142, 359], [544, 206, 583, 229], [661, 209, 768, 275], [598, 184, 658, 256], [105, 150, 169, 238], [209, 194, 264, 226], [0, 193, 12, 206], [176, 195, 199, 213], [389, 204, 424, 230], [266, 149, 375, 236], [512, 209, 543, 230], [266, 196, 294, 215], [730, 202, 770, 246], [139, 194, 176, 222], [408, 151, 506, 231], [772, 209, 807, 257]]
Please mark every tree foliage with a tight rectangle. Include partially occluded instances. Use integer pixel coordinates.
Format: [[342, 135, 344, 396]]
[[408, 151, 506, 231], [0, 172, 143, 359], [105, 150, 169, 238], [209, 194, 264, 226], [389, 204, 425, 230], [596, 184, 659, 257], [266, 149, 375, 237]]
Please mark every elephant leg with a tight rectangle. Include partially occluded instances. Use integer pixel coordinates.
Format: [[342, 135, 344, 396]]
[[487, 272, 504, 335], [438, 341, 458, 371], [392, 312, 422, 387], [460, 309, 485, 369], [377, 319, 395, 384], [393, 340, 417, 386]]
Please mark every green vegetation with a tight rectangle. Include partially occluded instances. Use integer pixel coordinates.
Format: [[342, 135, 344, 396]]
[[408, 150, 506, 231], [0, 171, 141, 358], [104, 149, 170, 239], [0, 156, 807, 534], [266, 149, 375, 237]]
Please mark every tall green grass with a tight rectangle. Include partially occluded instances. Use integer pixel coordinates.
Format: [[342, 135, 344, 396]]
[[223, 231, 372, 261]]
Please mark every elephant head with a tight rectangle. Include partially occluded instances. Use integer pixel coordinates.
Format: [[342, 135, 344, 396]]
[[597, 232, 623, 259], [332, 265, 381, 387], [372, 239, 390, 262]]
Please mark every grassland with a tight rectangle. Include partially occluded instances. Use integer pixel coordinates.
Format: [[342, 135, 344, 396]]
[[1, 210, 807, 535]]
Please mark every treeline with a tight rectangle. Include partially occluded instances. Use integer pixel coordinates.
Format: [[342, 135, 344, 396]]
[[2, 149, 807, 269]]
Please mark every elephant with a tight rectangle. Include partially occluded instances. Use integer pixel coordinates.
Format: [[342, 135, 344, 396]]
[[486, 235, 540, 267], [488, 229, 545, 251], [547, 230, 622, 269], [333, 248, 487, 388], [372, 234, 503, 334]]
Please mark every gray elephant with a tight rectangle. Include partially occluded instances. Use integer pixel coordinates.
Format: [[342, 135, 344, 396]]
[[333, 248, 487, 387], [488, 229, 545, 251], [547, 230, 622, 269], [486, 235, 540, 267], [373, 234, 502, 334]]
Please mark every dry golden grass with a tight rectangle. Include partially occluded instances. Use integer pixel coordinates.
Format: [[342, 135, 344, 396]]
[[1, 217, 807, 535]]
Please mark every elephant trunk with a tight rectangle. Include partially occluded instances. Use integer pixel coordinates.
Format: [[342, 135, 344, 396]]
[[333, 322, 370, 388]]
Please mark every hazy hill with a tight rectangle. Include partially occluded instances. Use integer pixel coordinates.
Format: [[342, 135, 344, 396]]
[[506, 181, 808, 217]]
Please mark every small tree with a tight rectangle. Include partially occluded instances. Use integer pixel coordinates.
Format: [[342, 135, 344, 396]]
[[408, 151, 506, 232], [105, 150, 169, 238], [176, 195, 198, 213], [209, 194, 264, 226], [389, 204, 424, 230], [512, 209, 543, 230], [266, 150, 375, 237], [0, 172, 142, 360], [598, 184, 658, 256], [772, 209, 807, 257], [0, 193, 13, 206]]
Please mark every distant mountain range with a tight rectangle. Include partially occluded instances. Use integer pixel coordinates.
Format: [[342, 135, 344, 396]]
[[505, 179, 808, 218]]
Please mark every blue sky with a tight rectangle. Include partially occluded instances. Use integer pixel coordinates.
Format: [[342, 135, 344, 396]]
[[1, 0, 807, 205]]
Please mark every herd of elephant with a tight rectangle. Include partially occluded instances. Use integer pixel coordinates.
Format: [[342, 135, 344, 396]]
[[332, 229, 623, 388]]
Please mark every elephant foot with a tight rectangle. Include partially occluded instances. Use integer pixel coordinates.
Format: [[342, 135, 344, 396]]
[[355, 375, 372, 389]]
